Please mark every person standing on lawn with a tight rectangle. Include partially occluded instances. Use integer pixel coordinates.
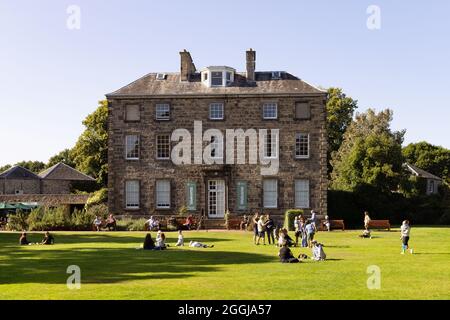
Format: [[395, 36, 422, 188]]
[[265, 214, 275, 245], [256, 214, 266, 245], [400, 220, 413, 254], [364, 211, 371, 231], [252, 212, 260, 244], [305, 220, 316, 248]]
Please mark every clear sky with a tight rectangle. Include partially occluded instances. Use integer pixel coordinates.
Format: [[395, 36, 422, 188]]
[[1, 0, 449, 166]]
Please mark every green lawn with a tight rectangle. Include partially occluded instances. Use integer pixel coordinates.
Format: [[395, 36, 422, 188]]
[[0, 228, 449, 300]]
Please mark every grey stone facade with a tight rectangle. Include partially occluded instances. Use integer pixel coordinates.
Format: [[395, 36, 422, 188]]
[[106, 50, 328, 221]]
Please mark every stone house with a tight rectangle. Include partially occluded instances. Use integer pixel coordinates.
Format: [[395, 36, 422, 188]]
[[106, 49, 328, 222], [0, 163, 95, 195], [405, 163, 443, 195]]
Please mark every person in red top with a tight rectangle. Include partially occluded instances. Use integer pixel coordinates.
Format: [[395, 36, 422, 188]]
[[183, 215, 194, 230]]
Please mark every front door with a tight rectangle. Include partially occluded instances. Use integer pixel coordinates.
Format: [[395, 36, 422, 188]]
[[208, 180, 225, 218]]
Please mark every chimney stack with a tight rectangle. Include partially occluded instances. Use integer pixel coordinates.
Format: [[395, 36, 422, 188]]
[[246, 48, 256, 82], [180, 49, 196, 82]]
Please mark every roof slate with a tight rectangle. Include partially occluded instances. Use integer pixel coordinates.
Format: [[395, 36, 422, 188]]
[[106, 72, 326, 97], [38, 163, 95, 181], [0, 166, 40, 180]]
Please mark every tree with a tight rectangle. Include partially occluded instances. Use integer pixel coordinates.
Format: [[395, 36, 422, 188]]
[[330, 109, 405, 193], [403, 142, 450, 183], [47, 149, 76, 169], [326, 88, 358, 173], [14, 160, 46, 174], [71, 100, 108, 186], [0, 164, 11, 173]]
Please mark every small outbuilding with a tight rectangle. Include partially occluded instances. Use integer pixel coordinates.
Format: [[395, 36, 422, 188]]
[[404, 163, 443, 195]]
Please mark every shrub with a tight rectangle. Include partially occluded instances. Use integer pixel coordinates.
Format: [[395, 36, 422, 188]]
[[116, 217, 134, 231], [284, 209, 303, 231], [71, 208, 96, 231], [28, 207, 72, 231], [127, 219, 147, 231], [6, 210, 29, 231], [86, 188, 108, 208], [26, 207, 45, 231], [85, 203, 108, 219]]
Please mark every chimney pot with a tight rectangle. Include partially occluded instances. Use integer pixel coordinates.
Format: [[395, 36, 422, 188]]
[[180, 50, 196, 82]]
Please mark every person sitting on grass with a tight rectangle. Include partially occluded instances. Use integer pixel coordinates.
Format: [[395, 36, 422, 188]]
[[176, 230, 184, 246], [104, 214, 117, 231], [359, 229, 372, 239], [41, 231, 54, 245], [146, 216, 160, 231], [240, 214, 249, 231], [155, 230, 167, 250], [93, 215, 103, 232], [19, 232, 30, 245], [278, 228, 294, 247], [189, 240, 214, 248], [311, 240, 326, 261], [183, 215, 194, 230], [278, 241, 299, 263], [400, 220, 413, 255], [143, 233, 156, 250]]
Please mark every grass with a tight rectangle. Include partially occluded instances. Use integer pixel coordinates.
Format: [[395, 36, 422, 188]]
[[0, 227, 449, 300]]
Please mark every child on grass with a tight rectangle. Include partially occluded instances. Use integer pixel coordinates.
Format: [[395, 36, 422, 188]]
[[176, 230, 184, 246], [400, 220, 413, 254]]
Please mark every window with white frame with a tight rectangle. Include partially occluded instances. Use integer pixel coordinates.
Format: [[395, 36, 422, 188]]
[[125, 135, 139, 160], [263, 130, 278, 158], [156, 134, 170, 159], [210, 135, 223, 159], [209, 103, 224, 120], [263, 179, 278, 208], [125, 180, 139, 209], [295, 179, 310, 208], [155, 104, 170, 120], [295, 133, 309, 158], [156, 180, 170, 208], [211, 71, 223, 86], [125, 105, 140, 121], [226, 72, 232, 84], [263, 103, 278, 119]]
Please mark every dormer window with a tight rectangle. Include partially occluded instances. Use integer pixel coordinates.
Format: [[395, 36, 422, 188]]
[[211, 72, 223, 86], [201, 66, 235, 87]]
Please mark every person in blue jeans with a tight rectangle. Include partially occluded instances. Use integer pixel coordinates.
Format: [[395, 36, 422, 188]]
[[264, 214, 275, 245], [305, 221, 316, 248]]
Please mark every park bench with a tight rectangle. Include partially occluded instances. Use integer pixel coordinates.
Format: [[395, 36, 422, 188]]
[[226, 217, 243, 230], [368, 220, 391, 231], [318, 219, 345, 231]]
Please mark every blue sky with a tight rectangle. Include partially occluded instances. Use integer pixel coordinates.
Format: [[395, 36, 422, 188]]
[[1, 0, 449, 166]]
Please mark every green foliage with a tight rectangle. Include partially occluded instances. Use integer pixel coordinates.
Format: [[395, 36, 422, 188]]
[[284, 209, 303, 231], [6, 210, 29, 231], [85, 203, 109, 219], [71, 100, 109, 187], [178, 205, 188, 216], [326, 87, 358, 157], [0, 164, 12, 173], [403, 142, 450, 184], [71, 208, 96, 231], [331, 109, 405, 193], [27, 207, 72, 231], [14, 160, 46, 174], [116, 217, 147, 231], [86, 188, 108, 208], [47, 149, 76, 169]]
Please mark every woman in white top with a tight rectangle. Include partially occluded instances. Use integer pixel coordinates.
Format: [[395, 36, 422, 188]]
[[176, 230, 184, 246], [364, 211, 371, 230]]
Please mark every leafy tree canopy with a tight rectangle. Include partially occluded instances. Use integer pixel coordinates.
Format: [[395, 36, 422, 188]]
[[331, 109, 405, 193]]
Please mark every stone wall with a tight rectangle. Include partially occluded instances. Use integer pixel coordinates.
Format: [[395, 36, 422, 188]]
[[41, 180, 72, 194], [108, 95, 327, 219], [0, 179, 40, 195]]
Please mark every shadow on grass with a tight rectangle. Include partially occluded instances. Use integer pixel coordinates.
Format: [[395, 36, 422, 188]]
[[0, 233, 275, 285]]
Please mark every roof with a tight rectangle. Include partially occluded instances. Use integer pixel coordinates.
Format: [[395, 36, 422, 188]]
[[405, 163, 442, 181], [106, 72, 326, 98], [38, 163, 95, 182], [0, 166, 40, 180]]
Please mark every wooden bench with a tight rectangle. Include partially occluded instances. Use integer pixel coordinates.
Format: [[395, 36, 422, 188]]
[[227, 217, 244, 230], [368, 220, 391, 231], [318, 219, 345, 231]]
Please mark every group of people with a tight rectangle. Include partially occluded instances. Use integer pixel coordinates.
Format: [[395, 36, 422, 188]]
[[278, 240, 327, 263], [19, 231, 54, 245], [93, 214, 117, 232], [249, 211, 320, 249], [142, 230, 213, 250]]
